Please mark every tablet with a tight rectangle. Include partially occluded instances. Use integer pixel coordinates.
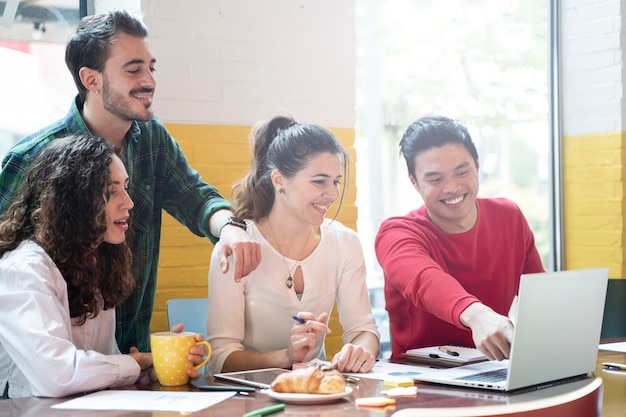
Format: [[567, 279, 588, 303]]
[[214, 368, 289, 389]]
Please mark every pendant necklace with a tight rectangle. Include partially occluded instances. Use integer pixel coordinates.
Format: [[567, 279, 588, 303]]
[[267, 221, 312, 290]]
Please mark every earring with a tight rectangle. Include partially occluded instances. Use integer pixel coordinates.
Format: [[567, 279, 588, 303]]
[[278, 188, 285, 194]]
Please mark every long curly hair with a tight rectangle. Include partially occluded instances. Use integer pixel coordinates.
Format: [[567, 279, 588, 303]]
[[0, 134, 134, 325]]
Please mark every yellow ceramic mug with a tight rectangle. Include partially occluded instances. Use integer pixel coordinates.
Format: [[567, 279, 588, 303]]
[[150, 331, 212, 386]]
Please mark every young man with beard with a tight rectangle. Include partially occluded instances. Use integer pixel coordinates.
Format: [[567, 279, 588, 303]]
[[0, 9, 260, 353], [375, 115, 544, 361]]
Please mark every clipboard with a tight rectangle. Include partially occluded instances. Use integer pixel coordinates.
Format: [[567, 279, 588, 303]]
[[404, 345, 488, 367]]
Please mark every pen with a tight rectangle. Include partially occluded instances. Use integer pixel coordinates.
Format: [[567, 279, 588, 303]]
[[292, 315, 307, 324], [602, 362, 626, 371], [242, 403, 286, 417], [439, 346, 460, 357], [193, 384, 256, 392]]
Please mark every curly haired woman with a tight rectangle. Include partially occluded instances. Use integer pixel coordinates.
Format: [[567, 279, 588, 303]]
[[0, 135, 148, 398]]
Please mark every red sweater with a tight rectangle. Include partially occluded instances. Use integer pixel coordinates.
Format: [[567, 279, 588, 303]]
[[375, 198, 544, 358]]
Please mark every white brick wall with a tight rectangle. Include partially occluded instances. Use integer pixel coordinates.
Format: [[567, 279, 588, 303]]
[[139, 0, 356, 127], [561, 0, 623, 135], [95, 0, 142, 16]]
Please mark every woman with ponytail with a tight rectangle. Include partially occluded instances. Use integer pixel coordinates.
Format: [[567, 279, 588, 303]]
[[207, 116, 379, 374]]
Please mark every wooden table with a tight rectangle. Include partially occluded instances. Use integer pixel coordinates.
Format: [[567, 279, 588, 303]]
[[1, 347, 624, 417]]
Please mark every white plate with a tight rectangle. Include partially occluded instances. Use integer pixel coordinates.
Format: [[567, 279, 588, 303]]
[[261, 386, 353, 404]]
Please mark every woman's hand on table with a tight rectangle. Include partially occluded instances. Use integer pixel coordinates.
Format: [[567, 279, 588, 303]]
[[331, 343, 376, 373]]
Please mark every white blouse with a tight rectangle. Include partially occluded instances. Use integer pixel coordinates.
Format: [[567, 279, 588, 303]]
[[0, 240, 139, 398], [207, 219, 379, 374]]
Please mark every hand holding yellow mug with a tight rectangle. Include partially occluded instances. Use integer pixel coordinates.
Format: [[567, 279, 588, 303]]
[[150, 331, 212, 386]]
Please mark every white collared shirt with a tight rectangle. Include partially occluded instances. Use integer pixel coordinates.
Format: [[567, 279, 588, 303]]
[[0, 240, 139, 398]]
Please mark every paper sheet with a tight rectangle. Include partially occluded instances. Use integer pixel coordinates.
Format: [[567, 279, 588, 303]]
[[345, 360, 434, 381], [297, 358, 434, 381], [599, 341, 626, 353], [51, 390, 235, 412]]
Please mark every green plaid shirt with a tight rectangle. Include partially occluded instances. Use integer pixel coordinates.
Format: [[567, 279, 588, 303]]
[[0, 96, 231, 352]]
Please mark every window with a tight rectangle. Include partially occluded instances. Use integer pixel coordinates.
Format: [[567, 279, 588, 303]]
[[356, 0, 551, 355], [0, 0, 81, 159]]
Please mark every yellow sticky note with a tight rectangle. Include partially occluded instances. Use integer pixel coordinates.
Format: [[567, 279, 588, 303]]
[[381, 386, 419, 398], [355, 397, 396, 407], [383, 376, 414, 388]]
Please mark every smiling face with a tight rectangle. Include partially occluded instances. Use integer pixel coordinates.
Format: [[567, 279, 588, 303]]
[[102, 154, 133, 245], [411, 143, 479, 234], [100, 32, 156, 122], [276, 152, 342, 226]]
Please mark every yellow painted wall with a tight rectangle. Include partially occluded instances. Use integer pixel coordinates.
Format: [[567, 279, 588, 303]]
[[151, 122, 358, 357], [563, 132, 626, 277]]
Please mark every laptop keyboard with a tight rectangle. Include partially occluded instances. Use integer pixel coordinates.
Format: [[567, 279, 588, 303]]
[[456, 368, 508, 382]]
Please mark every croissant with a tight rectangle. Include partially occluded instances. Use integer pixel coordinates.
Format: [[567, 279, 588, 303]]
[[271, 365, 346, 394]]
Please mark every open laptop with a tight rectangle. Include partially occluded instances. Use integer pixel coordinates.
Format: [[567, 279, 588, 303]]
[[413, 267, 609, 392]]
